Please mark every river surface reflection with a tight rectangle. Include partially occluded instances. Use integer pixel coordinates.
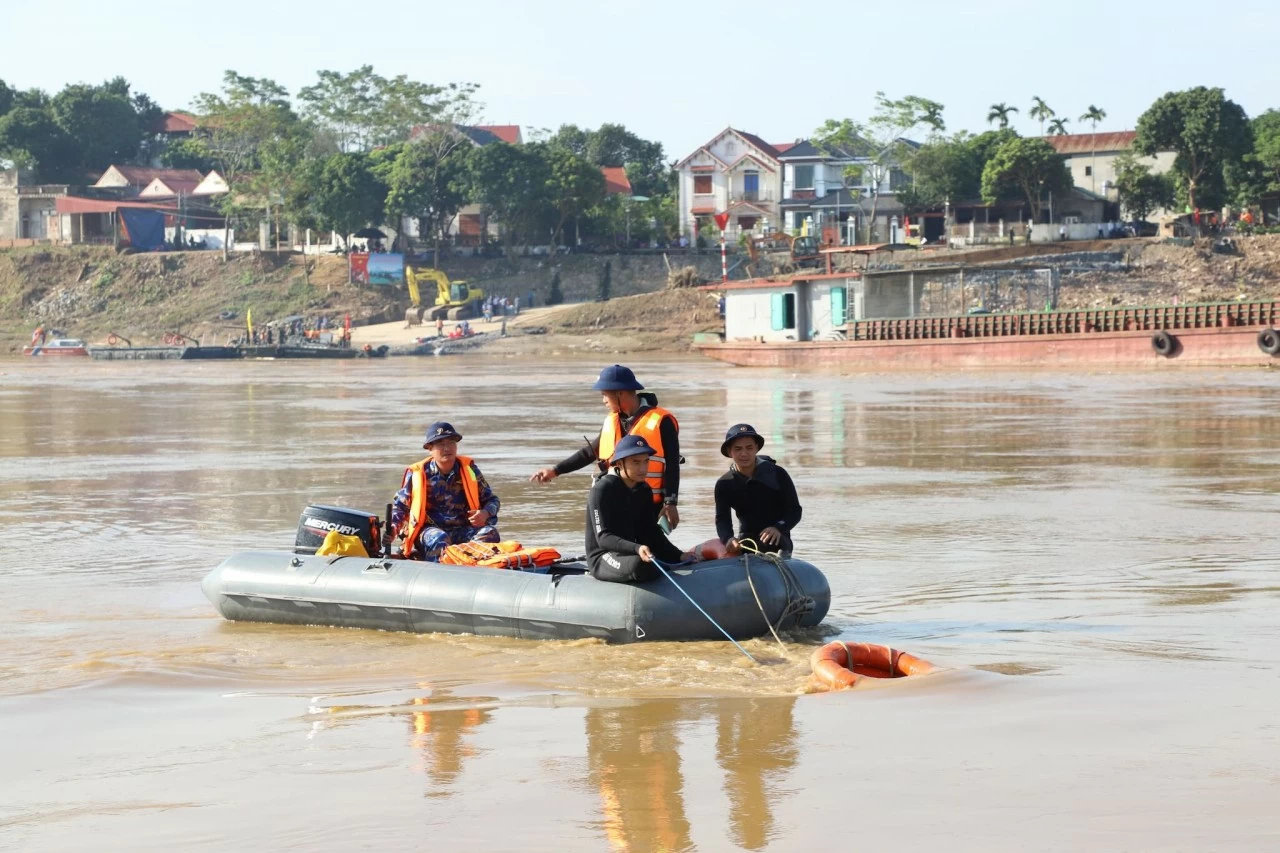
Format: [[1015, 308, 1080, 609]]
[[1, 358, 1278, 850]]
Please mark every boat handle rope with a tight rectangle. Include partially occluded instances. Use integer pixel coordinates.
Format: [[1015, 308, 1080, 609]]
[[650, 557, 758, 664], [736, 539, 789, 656], [737, 540, 814, 654]]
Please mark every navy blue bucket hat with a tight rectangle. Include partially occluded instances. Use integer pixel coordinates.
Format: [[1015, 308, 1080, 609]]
[[610, 434, 655, 464], [721, 423, 765, 457], [423, 421, 463, 447], [593, 364, 644, 391]]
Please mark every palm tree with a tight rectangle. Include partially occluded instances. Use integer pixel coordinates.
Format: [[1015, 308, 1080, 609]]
[[1048, 117, 1070, 136], [987, 103, 1018, 129], [1029, 97, 1055, 136], [1079, 105, 1107, 193]]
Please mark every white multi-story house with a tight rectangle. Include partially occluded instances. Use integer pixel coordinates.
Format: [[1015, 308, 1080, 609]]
[[675, 128, 791, 241], [779, 138, 914, 243]]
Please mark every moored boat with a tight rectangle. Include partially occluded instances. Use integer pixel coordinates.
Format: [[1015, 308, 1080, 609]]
[[699, 300, 1280, 370], [23, 338, 88, 357]]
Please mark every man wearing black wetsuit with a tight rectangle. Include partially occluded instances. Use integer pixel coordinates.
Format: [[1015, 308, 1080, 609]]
[[585, 435, 693, 583]]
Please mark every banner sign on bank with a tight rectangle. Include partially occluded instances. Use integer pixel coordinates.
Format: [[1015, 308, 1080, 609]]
[[349, 253, 405, 286]]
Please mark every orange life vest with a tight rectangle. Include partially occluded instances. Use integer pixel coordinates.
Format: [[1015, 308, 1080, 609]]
[[438, 540, 562, 569], [399, 455, 482, 558], [597, 406, 678, 505]]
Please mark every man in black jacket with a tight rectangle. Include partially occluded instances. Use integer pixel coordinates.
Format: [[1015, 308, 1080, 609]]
[[714, 424, 802, 556], [586, 435, 695, 583]]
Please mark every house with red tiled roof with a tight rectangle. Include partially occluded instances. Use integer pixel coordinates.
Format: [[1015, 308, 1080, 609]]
[[676, 128, 786, 241], [1041, 131, 1176, 216], [601, 166, 631, 195], [93, 166, 204, 196], [147, 111, 197, 136], [474, 124, 522, 145], [138, 176, 202, 199]]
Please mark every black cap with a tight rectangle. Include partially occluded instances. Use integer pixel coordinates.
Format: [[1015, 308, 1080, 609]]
[[423, 421, 463, 448], [721, 423, 765, 457]]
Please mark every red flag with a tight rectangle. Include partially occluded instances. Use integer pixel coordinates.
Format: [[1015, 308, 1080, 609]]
[[714, 212, 730, 230], [343, 314, 351, 332]]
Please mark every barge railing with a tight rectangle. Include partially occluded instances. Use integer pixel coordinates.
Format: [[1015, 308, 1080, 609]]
[[845, 300, 1280, 342]]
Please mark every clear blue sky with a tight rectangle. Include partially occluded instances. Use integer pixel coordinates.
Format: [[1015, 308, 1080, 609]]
[[7, 0, 1278, 158]]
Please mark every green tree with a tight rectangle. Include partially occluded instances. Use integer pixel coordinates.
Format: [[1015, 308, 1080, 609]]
[[986, 103, 1018, 129], [468, 142, 550, 252], [1078, 105, 1107, 193], [159, 136, 217, 171], [597, 260, 612, 302], [192, 72, 306, 257], [0, 106, 73, 178], [815, 92, 945, 242], [1113, 153, 1175, 223], [1047, 117, 1070, 136], [901, 132, 985, 213], [1134, 87, 1251, 213], [980, 136, 1072, 222], [536, 142, 606, 249], [0, 79, 14, 118], [1029, 97, 1055, 135], [379, 129, 474, 255], [312, 152, 385, 276], [1239, 109, 1280, 206], [50, 82, 143, 170], [547, 268, 564, 305], [297, 65, 384, 152]]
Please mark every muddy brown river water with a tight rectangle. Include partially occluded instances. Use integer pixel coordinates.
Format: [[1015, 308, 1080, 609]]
[[1, 358, 1278, 851]]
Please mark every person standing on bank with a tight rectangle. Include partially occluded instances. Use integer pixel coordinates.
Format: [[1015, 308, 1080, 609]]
[[390, 422, 501, 560], [530, 364, 681, 531], [715, 424, 802, 556], [587, 435, 697, 583]]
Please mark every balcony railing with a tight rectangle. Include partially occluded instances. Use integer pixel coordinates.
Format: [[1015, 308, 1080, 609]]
[[732, 189, 774, 203]]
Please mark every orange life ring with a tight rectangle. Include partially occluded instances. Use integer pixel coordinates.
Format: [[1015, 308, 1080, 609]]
[[107, 333, 119, 346], [810, 641, 935, 691]]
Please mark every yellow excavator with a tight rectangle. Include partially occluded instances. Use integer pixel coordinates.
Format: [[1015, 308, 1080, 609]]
[[405, 265, 485, 321]]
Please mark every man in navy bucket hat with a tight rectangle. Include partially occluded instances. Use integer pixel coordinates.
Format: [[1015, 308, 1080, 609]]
[[714, 423, 802, 556], [530, 364, 683, 532], [584, 434, 696, 583], [389, 421, 501, 560]]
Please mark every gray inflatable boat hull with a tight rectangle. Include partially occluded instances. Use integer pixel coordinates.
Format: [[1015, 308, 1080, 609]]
[[202, 552, 830, 644]]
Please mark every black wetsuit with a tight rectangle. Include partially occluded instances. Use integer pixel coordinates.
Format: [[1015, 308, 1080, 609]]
[[554, 405, 680, 504], [714, 457, 802, 554], [585, 473, 684, 583]]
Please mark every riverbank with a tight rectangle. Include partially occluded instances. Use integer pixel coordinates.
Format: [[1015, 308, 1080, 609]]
[[7, 236, 1280, 357], [349, 288, 722, 356]]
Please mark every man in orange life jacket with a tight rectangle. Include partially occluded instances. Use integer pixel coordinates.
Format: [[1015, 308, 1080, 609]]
[[530, 364, 681, 531], [390, 422, 501, 560]]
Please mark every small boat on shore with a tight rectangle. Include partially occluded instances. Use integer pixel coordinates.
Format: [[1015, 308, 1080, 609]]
[[202, 505, 830, 644], [23, 338, 88, 357]]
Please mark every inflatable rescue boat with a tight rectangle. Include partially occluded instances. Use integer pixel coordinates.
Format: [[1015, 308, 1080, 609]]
[[202, 505, 831, 644]]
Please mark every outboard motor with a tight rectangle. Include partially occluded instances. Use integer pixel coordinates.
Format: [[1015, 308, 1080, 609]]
[[294, 505, 382, 556]]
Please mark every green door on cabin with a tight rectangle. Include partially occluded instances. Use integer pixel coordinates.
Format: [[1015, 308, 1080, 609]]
[[771, 292, 796, 331], [830, 286, 847, 326], [771, 293, 786, 331]]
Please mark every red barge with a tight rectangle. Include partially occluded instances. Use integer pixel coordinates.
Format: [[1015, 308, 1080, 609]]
[[698, 300, 1280, 369]]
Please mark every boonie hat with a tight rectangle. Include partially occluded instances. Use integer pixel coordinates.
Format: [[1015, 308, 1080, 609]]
[[720, 423, 765, 457], [423, 421, 463, 448], [610, 434, 655, 464], [593, 364, 644, 391]]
